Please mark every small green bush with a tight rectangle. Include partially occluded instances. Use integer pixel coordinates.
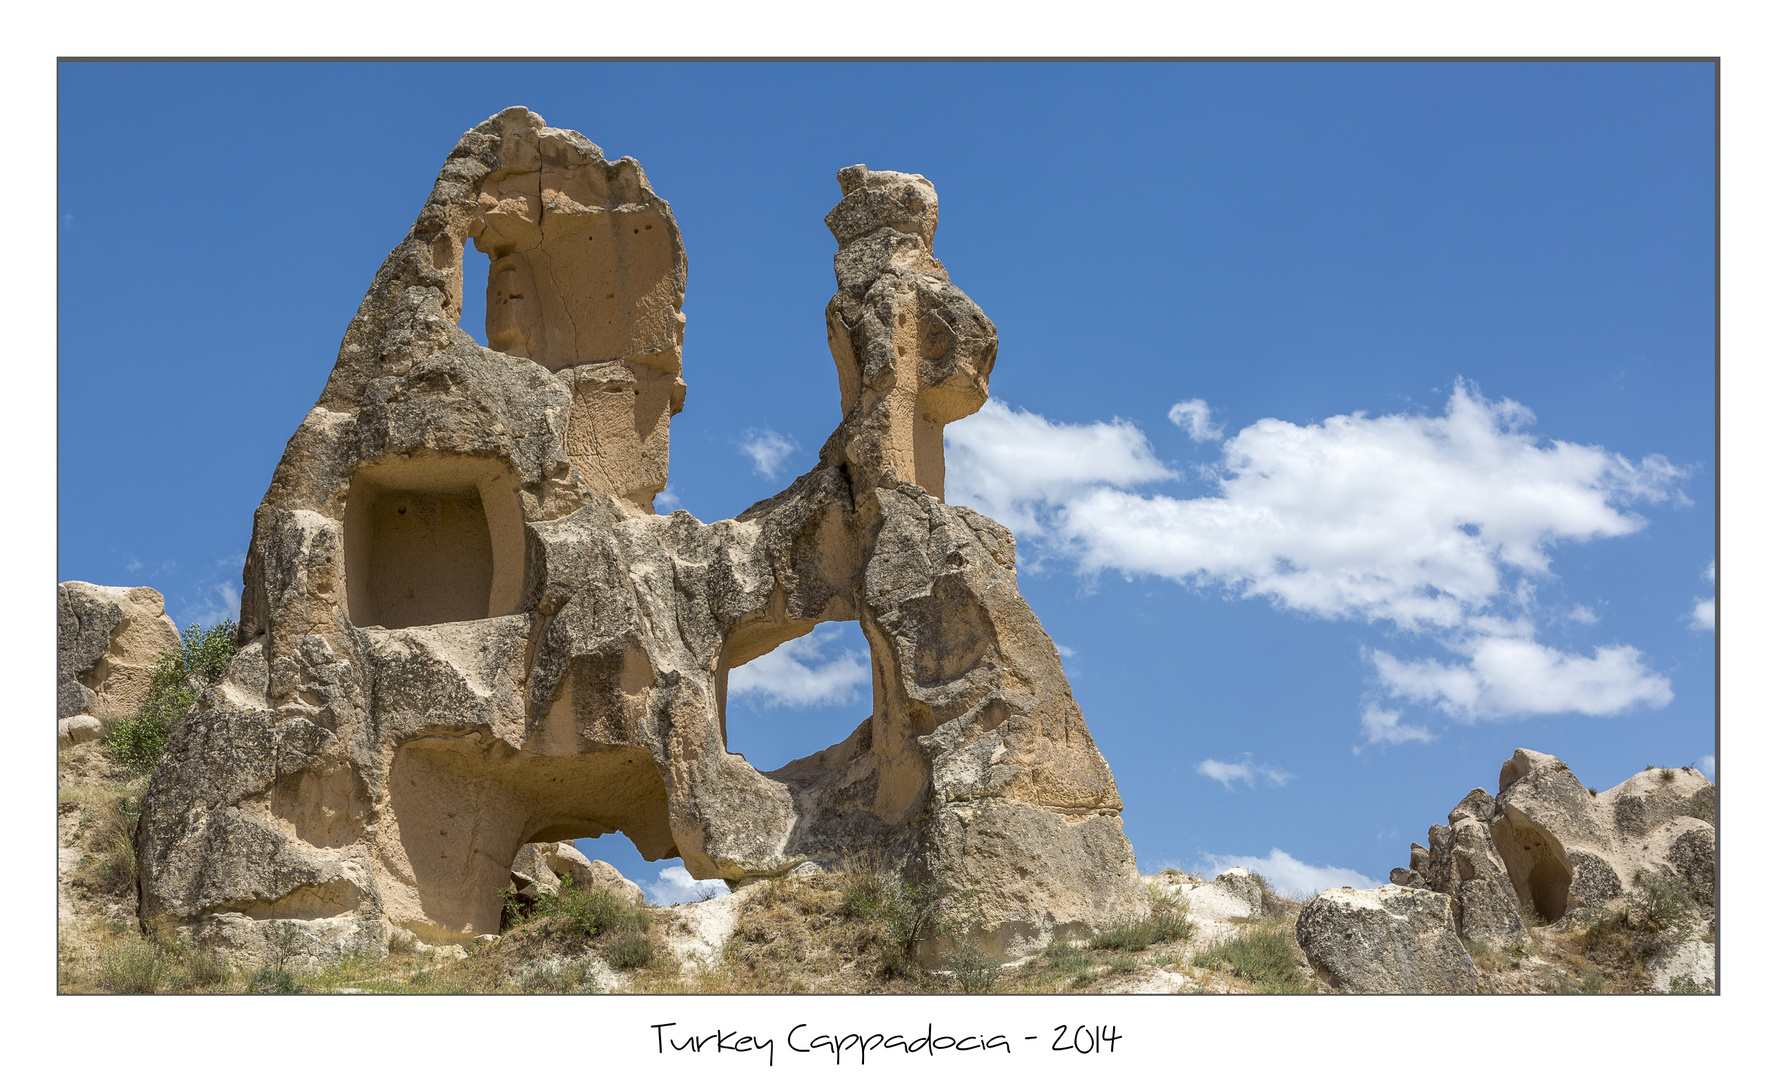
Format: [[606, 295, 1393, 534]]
[[943, 941, 1000, 993], [604, 930, 655, 970], [246, 966, 299, 994], [1659, 767, 1676, 783], [839, 861, 954, 969], [530, 884, 649, 941], [1627, 872, 1695, 934], [104, 620, 238, 774], [1193, 927, 1308, 993], [99, 937, 172, 993], [1668, 974, 1707, 994]]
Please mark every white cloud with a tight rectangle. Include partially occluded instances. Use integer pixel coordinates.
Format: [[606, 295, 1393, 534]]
[[1359, 704, 1434, 745], [1167, 398, 1224, 442], [1196, 848, 1383, 900], [1565, 605, 1599, 625], [944, 398, 1175, 535], [655, 485, 682, 513], [949, 381, 1684, 736], [726, 624, 871, 708], [1690, 561, 1716, 630], [739, 428, 799, 480], [643, 864, 730, 906], [1051, 381, 1683, 632], [1195, 754, 1295, 790], [1698, 754, 1715, 780], [1370, 635, 1673, 720]]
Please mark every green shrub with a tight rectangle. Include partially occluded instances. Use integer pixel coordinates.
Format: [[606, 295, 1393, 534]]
[[99, 937, 172, 993], [1627, 872, 1695, 934], [1193, 927, 1308, 993], [246, 966, 299, 994], [533, 884, 649, 941], [1659, 768, 1676, 783], [1668, 974, 1708, 994], [839, 860, 954, 969], [104, 620, 238, 774], [604, 930, 655, 970], [944, 941, 1000, 993]]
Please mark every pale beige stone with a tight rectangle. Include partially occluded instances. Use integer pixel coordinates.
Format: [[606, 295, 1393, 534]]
[[57, 582, 180, 721], [137, 109, 1145, 965]]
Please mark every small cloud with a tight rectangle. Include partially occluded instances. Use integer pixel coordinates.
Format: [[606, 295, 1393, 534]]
[[1360, 704, 1434, 745], [1690, 561, 1716, 631], [655, 485, 682, 513], [1698, 754, 1715, 780], [739, 429, 798, 480], [1167, 398, 1224, 442], [124, 557, 143, 574], [1565, 605, 1599, 625], [1195, 753, 1294, 790], [1054, 643, 1076, 658], [1195, 848, 1383, 900], [61, 213, 73, 229], [643, 864, 730, 906]]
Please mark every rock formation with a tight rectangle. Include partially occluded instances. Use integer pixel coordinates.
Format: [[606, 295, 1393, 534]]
[[58, 582, 181, 727], [1295, 884, 1481, 994], [1389, 749, 1717, 944], [136, 107, 1147, 963]]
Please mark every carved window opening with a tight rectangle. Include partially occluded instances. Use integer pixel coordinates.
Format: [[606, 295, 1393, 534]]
[[344, 456, 526, 630], [718, 620, 878, 773], [458, 238, 491, 346]]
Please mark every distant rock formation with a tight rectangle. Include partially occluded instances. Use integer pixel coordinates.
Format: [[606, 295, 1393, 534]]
[[57, 582, 180, 725], [136, 108, 1146, 964], [1389, 749, 1716, 945]]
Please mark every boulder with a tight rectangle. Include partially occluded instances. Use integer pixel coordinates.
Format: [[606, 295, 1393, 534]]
[[57, 582, 181, 722], [510, 842, 645, 906], [136, 108, 1146, 962], [57, 714, 104, 751], [1295, 884, 1481, 994]]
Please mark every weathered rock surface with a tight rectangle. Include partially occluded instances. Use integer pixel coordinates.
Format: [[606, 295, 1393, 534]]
[[137, 107, 1146, 963], [57, 582, 180, 722], [1389, 750, 1716, 942], [511, 841, 644, 905], [1295, 884, 1481, 994]]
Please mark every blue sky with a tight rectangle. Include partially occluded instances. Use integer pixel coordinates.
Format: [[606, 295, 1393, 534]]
[[57, 61, 1715, 904]]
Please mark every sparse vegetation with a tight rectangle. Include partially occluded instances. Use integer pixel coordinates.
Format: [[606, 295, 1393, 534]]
[[1191, 922, 1311, 994], [103, 619, 238, 774], [1659, 767, 1676, 783]]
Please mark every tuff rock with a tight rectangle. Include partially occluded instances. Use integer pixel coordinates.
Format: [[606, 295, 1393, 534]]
[[1295, 884, 1481, 994], [1390, 749, 1717, 944], [57, 582, 181, 723], [136, 108, 1146, 961]]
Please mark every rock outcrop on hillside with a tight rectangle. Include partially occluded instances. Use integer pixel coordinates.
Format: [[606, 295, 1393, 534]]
[[136, 107, 1147, 965], [1295, 884, 1480, 994], [1389, 749, 1716, 944], [57, 583, 181, 748]]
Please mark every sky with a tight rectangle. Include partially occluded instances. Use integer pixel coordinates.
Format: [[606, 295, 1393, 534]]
[[56, 61, 1716, 906]]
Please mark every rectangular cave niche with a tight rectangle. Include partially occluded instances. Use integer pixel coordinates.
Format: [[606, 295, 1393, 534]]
[[344, 457, 526, 630]]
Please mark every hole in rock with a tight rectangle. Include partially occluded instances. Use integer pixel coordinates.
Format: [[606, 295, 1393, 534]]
[[389, 737, 676, 937], [570, 835, 730, 906], [344, 456, 525, 630], [719, 621, 875, 773], [459, 239, 490, 345]]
